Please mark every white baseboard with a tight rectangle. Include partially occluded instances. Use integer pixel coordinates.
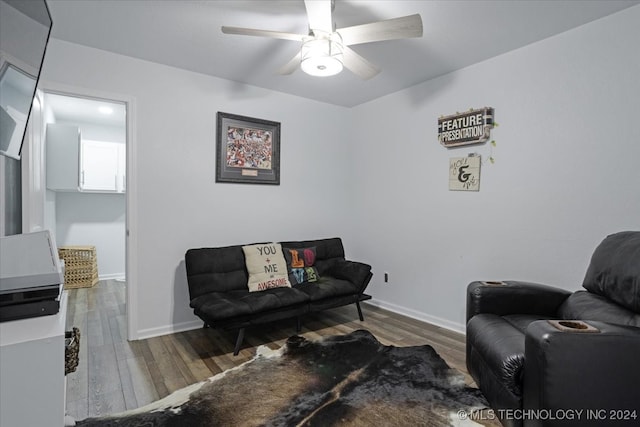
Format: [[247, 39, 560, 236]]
[[99, 273, 126, 281], [137, 319, 203, 341], [363, 298, 465, 334], [134, 300, 465, 341]]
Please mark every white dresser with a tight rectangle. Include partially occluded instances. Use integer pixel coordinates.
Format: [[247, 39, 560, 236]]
[[0, 291, 68, 427]]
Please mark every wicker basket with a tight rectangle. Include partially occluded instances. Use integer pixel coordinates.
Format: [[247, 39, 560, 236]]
[[65, 327, 80, 375], [58, 246, 99, 289]]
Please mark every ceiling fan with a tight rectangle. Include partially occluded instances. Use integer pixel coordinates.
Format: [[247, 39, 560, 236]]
[[221, 0, 423, 79]]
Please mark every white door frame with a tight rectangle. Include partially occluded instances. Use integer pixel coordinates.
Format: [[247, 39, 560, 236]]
[[35, 80, 139, 340], [21, 90, 45, 234]]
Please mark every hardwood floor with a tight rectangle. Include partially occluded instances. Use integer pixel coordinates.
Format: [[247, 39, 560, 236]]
[[65, 280, 479, 421]]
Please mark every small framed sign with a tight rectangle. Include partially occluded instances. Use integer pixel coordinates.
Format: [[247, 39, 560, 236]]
[[216, 112, 281, 185], [439, 107, 494, 148], [449, 156, 481, 191]]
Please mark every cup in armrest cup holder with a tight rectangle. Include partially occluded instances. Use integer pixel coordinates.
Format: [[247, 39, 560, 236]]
[[548, 320, 600, 333], [481, 281, 507, 286]]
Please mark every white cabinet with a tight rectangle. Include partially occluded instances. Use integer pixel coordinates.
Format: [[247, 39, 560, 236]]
[[46, 123, 126, 193], [80, 140, 125, 192], [46, 124, 80, 191], [0, 292, 68, 427]]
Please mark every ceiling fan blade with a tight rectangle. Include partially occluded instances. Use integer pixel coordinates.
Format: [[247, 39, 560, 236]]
[[304, 0, 333, 34], [221, 26, 305, 42], [337, 14, 423, 46], [278, 52, 301, 75], [342, 47, 380, 80]]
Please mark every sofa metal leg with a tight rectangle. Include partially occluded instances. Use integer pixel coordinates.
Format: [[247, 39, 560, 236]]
[[296, 317, 302, 333], [356, 300, 365, 321], [233, 328, 245, 356]]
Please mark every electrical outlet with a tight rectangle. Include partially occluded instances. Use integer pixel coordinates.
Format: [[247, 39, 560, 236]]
[[384, 272, 389, 283]]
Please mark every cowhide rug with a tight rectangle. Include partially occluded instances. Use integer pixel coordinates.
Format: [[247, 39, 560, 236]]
[[77, 329, 489, 426]]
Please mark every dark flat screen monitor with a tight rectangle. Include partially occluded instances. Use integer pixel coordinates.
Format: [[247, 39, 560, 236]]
[[0, 0, 52, 160]]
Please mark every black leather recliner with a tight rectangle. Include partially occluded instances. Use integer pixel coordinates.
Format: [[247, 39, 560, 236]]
[[466, 231, 640, 427]]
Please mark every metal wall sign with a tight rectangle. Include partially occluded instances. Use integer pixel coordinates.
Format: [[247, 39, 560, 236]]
[[439, 107, 494, 148], [449, 156, 481, 191]]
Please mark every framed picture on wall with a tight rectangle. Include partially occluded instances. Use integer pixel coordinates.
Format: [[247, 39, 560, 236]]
[[216, 112, 281, 185]]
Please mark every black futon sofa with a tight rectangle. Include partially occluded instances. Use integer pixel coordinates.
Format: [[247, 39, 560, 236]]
[[466, 231, 640, 427], [185, 237, 372, 355]]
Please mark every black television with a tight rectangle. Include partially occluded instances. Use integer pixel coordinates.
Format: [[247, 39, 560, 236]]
[[0, 0, 52, 160]]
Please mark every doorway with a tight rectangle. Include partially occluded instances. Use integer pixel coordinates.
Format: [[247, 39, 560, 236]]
[[27, 84, 137, 340], [44, 92, 126, 278]]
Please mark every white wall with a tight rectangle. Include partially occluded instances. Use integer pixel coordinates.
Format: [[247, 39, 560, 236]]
[[54, 192, 125, 279], [40, 39, 354, 336], [39, 5, 640, 338], [350, 6, 640, 331]]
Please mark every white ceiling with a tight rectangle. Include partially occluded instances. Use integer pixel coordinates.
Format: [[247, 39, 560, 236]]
[[45, 92, 126, 127], [46, 0, 640, 107]]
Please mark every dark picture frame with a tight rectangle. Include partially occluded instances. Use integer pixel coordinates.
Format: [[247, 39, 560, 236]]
[[216, 112, 281, 185]]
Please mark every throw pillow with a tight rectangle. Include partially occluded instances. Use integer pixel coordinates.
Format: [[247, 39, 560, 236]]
[[242, 243, 291, 292], [283, 247, 320, 285]]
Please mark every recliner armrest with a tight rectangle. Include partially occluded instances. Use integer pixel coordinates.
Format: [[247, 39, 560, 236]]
[[466, 281, 571, 323], [327, 260, 372, 293], [523, 320, 640, 426]]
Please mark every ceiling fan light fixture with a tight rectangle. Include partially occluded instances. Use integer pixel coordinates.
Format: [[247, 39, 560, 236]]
[[300, 36, 344, 77]]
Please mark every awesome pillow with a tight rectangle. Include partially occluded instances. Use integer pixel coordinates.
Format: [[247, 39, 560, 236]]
[[242, 243, 291, 292]]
